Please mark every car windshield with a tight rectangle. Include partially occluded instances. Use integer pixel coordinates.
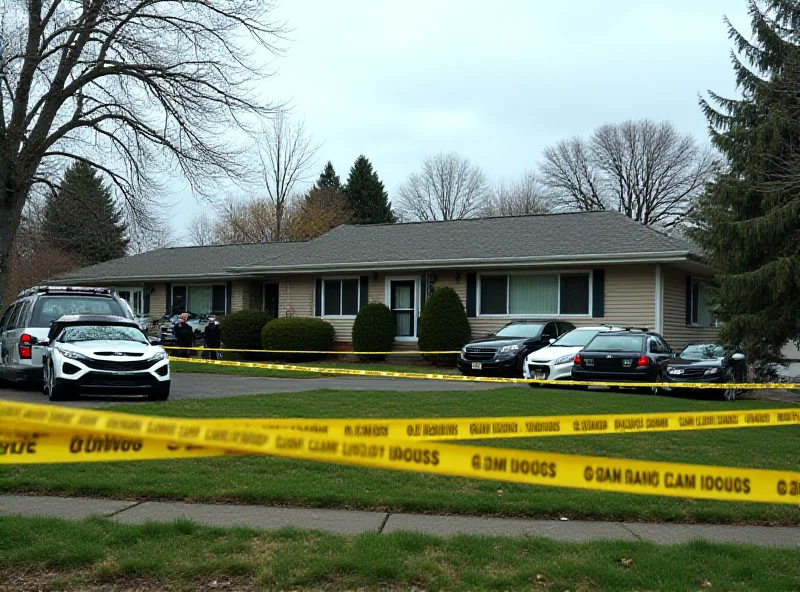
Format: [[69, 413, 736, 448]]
[[30, 296, 124, 328], [551, 329, 601, 347], [680, 344, 725, 360], [586, 334, 645, 352], [60, 325, 147, 344], [493, 323, 544, 338]]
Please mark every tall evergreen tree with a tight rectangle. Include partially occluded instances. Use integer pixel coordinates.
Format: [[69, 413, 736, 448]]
[[315, 161, 341, 191], [344, 155, 394, 224], [43, 162, 128, 265], [690, 0, 800, 357]]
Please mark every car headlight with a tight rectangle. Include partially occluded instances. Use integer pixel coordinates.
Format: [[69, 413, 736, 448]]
[[148, 351, 167, 362], [553, 354, 575, 366], [60, 349, 92, 362], [499, 344, 519, 354], [704, 367, 720, 376]]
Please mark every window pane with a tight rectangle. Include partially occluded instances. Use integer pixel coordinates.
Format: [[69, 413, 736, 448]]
[[30, 297, 124, 328], [188, 286, 213, 315], [480, 276, 508, 314], [395, 312, 413, 336], [172, 286, 187, 315], [342, 279, 359, 315], [691, 282, 700, 324], [697, 283, 714, 326], [392, 283, 413, 309], [324, 280, 341, 316], [509, 275, 558, 314], [560, 274, 590, 315], [212, 285, 227, 314]]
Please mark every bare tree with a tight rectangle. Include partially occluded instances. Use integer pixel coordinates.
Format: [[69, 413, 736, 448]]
[[397, 153, 489, 221], [482, 170, 552, 217], [289, 187, 351, 240], [0, 0, 287, 301], [253, 112, 320, 240], [186, 212, 217, 247], [127, 217, 179, 255], [213, 196, 298, 244], [539, 121, 718, 227]]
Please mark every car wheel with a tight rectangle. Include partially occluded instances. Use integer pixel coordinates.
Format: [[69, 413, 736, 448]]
[[45, 362, 73, 402], [148, 382, 171, 402]]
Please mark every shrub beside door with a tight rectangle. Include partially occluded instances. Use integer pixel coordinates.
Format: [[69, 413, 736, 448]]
[[261, 317, 335, 361], [352, 303, 396, 362], [418, 286, 472, 366], [219, 310, 272, 360]]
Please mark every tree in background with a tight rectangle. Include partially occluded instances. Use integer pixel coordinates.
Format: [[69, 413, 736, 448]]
[[253, 112, 320, 240], [213, 197, 297, 244], [540, 120, 717, 228], [42, 162, 128, 265], [315, 161, 342, 191], [345, 156, 394, 224], [482, 170, 552, 217], [0, 0, 286, 302], [689, 0, 800, 357], [186, 212, 217, 247], [291, 188, 351, 240], [397, 152, 489, 221], [127, 218, 179, 255]]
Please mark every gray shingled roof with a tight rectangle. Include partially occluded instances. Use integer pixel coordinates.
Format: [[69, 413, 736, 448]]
[[236, 211, 702, 272], [56, 242, 303, 282]]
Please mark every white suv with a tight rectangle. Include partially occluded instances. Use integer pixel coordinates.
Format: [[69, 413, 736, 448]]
[[523, 325, 625, 386]]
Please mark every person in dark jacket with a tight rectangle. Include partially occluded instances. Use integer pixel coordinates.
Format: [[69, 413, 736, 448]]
[[173, 313, 194, 358], [203, 317, 222, 360]]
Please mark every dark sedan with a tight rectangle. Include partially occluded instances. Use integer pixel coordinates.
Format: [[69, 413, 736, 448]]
[[457, 320, 575, 377], [665, 343, 747, 401], [571, 329, 674, 392]]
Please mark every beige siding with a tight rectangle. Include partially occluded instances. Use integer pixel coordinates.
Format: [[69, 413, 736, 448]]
[[432, 270, 468, 304], [280, 276, 315, 318], [662, 266, 718, 349], [465, 264, 656, 337], [230, 280, 248, 312], [148, 283, 167, 316]]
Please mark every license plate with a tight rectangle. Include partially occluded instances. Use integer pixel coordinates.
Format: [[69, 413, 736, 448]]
[[471, 362, 483, 370], [534, 371, 545, 380]]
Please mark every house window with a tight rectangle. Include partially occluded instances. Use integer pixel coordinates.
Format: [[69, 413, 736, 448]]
[[478, 272, 591, 316], [690, 280, 716, 327], [322, 278, 360, 316], [172, 284, 227, 316]]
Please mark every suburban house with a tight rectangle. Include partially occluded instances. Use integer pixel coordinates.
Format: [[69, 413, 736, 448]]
[[54, 211, 719, 350]]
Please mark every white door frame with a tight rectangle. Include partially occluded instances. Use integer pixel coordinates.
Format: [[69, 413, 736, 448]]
[[385, 276, 421, 342], [117, 287, 144, 315]]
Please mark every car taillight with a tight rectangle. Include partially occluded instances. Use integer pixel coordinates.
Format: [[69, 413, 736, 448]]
[[637, 355, 649, 368], [19, 334, 32, 360], [573, 354, 582, 365]]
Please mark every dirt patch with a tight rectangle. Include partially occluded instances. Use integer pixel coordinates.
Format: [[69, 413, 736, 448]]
[[739, 388, 800, 405]]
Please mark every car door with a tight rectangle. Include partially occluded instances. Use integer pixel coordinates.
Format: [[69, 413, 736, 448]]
[[540, 322, 558, 346], [648, 337, 672, 374], [557, 322, 576, 337], [1, 302, 20, 373], [0, 304, 14, 376]]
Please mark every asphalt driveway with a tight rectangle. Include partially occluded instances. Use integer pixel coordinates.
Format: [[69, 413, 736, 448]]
[[0, 372, 512, 408]]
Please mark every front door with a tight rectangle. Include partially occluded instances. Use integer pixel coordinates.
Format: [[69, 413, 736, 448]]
[[117, 289, 143, 315], [389, 280, 416, 339], [264, 283, 280, 319]]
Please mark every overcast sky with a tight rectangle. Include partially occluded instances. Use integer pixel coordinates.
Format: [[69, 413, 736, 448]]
[[170, 0, 751, 234]]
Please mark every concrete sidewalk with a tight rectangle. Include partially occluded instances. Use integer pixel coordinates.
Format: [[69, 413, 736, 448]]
[[2, 495, 799, 549]]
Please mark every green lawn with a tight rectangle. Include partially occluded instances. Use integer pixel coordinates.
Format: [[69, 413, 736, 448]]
[[2, 517, 799, 591], [170, 359, 459, 379], [2, 388, 798, 525]]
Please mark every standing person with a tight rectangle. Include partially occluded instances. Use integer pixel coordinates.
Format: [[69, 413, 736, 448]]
[[173, 313, 194, 358], [203, 316, 222, 360]]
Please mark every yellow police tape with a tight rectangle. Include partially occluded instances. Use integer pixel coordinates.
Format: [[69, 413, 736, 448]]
[[2, 401, 799, 505], [163, 346, 460, 355], [170, 355, 800, 390]]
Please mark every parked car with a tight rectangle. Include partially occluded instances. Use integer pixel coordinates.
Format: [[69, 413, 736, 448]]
[[457, 321, 575, 377], [665, 342, 747, 401], [523, 325, 625, 386], [0, 286, 135, 384], [38, 314, 170, 401], [571, 328, 674, 392]]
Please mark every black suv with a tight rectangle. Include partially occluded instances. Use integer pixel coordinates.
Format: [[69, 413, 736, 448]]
[[571, 328, 674, 391], [457, 320, 575, 377]]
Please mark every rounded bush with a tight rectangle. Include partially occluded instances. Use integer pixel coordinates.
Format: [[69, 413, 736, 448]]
[[418, 286, 472, 366], [261, 317, 335, 361], [352, 303, 396, 361], [219, 310, 272, 358]]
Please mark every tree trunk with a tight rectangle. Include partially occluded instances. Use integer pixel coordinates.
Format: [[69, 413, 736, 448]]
[[0, 172, 27, 306]]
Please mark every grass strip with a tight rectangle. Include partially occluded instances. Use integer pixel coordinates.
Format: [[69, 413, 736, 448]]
[[170, 359, 458, 379], [1, 516, 799, 591]]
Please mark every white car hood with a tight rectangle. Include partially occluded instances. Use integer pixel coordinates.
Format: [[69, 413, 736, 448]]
[[526, 345, 584, 363], [59, 340, 158, 358]]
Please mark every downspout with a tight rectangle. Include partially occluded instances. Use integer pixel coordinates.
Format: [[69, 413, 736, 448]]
[[654, 264, 664, 334]]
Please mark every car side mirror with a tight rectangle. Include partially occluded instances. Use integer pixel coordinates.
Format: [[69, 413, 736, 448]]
[[148, 336, 161, 345], [548, 338, 556, 344], [731, 353, 745, 362]]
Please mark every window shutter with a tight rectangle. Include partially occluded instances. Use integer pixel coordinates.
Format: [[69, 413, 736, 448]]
[[685, 276, 692, 325], [315, 279, 323, 317], [591, 269, 605, 318], [359, 276, 369, 310], [143, 289, 150, 315], [165, 283, 172, 316], [466, 273, 477, 317], [225, 282, 232, 314]]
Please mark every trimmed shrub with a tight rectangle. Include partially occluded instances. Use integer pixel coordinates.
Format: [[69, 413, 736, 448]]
[[352, 303, 396, 361], [219, 310, 272, 359], [261, 317, 335, 361], [418, 286, 472, 366]]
